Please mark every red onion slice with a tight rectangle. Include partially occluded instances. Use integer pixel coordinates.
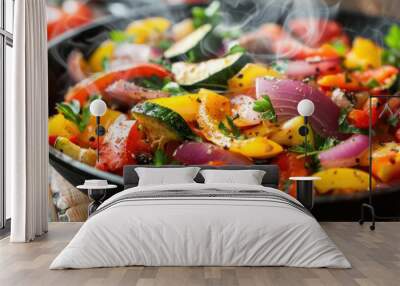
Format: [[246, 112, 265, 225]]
[[280, 57, 341, 79], [318, 134, 369, 168], [256, 78, 342, 138], [173, 142, 252, 165]]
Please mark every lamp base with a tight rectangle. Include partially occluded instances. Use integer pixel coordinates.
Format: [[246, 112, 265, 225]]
[[359, 203, 375, 231], [359, 203, 400, 231]]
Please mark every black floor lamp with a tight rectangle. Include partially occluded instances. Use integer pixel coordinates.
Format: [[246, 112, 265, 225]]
[[359, 94, 400, 230], [89, 99, 107, 162]]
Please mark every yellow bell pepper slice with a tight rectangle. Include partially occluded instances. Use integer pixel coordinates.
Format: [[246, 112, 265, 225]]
[[359, 142, 400, 182], [228, 63, 282, 92], [270, 116, 314, 147], [313, 168, 375, 194], [125, 17, 171, 44], [88, 40, 116, 73], [48, 113, 80, 138], [371, 154, 400, 183], [54, 137, 97, 166], [243, 121, 278, 138], [197, 89, 283, 159], [345, 37, 382, 70], [79, 109, 124, 148], [148, 93, 201, 122], [359, 142, 400, 167]]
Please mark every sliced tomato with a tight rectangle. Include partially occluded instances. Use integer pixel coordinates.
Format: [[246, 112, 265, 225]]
[[318, 73, 367, 91], [272, 152, 308, 197], [289, 19, 343, 47], [65, 64, 172, 106], [47, 6, 65, 40], [231, 95, 261, 127], [354, 65, 399, 91], [48, 135, 58, 146], [67, 50, 91, 83], [47, 1, 93, 40], [240, 23, 341, 60], [96, 120, 150, 174], [348, 98, 378, 129]]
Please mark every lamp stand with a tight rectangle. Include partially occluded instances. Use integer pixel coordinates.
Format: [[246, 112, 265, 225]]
[[299, 116, 309, 159], [95, 116, 106, 163], [359, 94, 400, 231]]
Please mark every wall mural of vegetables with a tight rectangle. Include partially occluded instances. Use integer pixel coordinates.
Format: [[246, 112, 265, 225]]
[[48, 1, 400, 201]]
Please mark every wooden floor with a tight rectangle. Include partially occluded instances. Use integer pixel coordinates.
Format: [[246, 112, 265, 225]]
[[0, 222, 399, 286]]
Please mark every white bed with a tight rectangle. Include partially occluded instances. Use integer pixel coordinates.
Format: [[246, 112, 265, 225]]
[[50, 178, 350, 269]]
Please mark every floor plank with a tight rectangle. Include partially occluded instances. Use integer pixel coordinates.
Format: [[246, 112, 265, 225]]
[[0, 222, 399, 286]]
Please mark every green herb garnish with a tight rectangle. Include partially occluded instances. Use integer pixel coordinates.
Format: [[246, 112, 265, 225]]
[[382, 24, 400, 67], [253, 95, 277, 122], [271, 61, 288, 74], [288, 143, 315, 154], [109, 30, 134, 43], [56, 95, 101, 132], [226, 44, 246, 55], [330, 40, 347, 56], [162, 82, 187, 96], [192, 1, 221, 28], [226, 115, 241, 138], [102, 57, 110, 71], [157, 39, 173, 51], [218, 27, 242, 39], [365, 78, 380, 89], [153, 149, 169, 166], [218, 115, 241, 138], [338, 108, 368, 135], [150, 58, 172, 71], [388, 114, 399, 127], [283, 180, 292, 194], [136, 76, 169, 90]]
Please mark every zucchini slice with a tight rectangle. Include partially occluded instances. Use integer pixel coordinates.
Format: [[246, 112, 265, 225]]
[[164, 24, 221, 61], [172, 52, 251, 90], [132, 102, 198, 146]]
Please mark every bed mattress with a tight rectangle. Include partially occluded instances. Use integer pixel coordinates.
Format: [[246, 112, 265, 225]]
[[50, 183, 350, 269]]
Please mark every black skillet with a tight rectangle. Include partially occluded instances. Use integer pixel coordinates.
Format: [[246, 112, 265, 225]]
[[48, 3, 400, 220]]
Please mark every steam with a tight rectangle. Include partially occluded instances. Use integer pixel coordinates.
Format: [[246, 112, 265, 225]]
[[215, 0, 341, 61]]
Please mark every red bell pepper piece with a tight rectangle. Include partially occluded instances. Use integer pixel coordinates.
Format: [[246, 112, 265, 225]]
[[273, 152, 308, 197], [96, 120, 151, 174], [65, 64, 172, 106], [47, 1, 93, 40], [48, 135, 58, 146]]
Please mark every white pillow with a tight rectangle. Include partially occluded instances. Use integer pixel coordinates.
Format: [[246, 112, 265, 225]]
[[200, 169, 266, 185], [135, 167, 200, 186]]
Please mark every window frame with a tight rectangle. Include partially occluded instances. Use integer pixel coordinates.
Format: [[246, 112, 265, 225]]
[[0, 0, 13, 231]]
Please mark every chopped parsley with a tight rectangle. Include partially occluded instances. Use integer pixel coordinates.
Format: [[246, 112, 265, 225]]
[[150, 58, 172, 71], [330, 40, 347, 56], [192, 1, 221, 28], [162, 82, 187, 96], [153, 149, 169, 166], [365, 78, 380, 89], [288, 143, 315, 154], [157, 39, 173, 51], [56, 95, 101, 132], [382, 24, 400, 67], [109, 30, 134, 43], [226, 44, 246, 55], [136, 76, 170, 90], [253, 95, 277, 123], [218, 115, 241, 138], [388, 113, 399, 127], [338, 108, 368, 135]]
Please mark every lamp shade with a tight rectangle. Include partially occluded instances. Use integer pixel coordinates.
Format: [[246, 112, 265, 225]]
[[89, 99, 107, 116], [297, 99, 315, 117]]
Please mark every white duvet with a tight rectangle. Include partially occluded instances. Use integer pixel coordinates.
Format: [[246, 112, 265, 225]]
[[50, 183, 351, 269]]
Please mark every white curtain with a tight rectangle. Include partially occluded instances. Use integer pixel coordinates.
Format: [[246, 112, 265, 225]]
[[7, 0, 48, 242]]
